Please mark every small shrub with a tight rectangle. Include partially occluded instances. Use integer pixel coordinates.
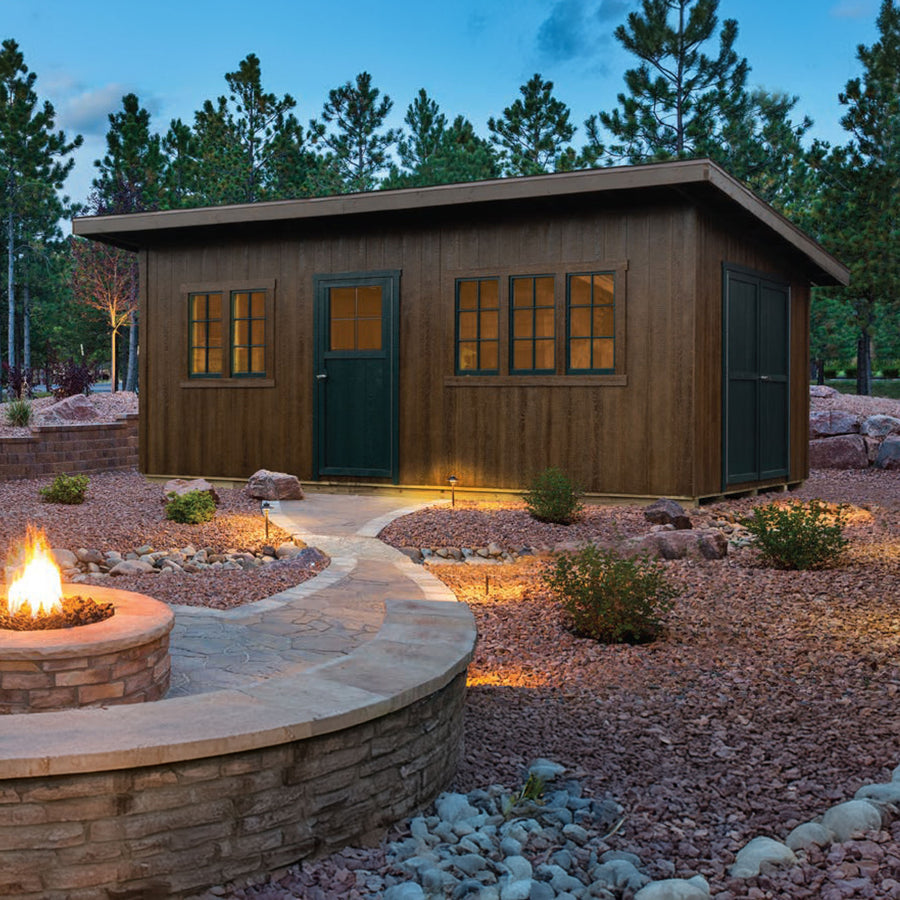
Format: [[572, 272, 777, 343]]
[[5, 398, 32, 427], [843, 367, 857, 379], [2, 363, 33, 399], [49, 358, 97, 399], [40, 473, 89, 505], [742, 499, 848, 570], [165, 490, 216, 524], [823, 367, 838, 379], [524, 467, 583, 524], [882, 367, 899, 379], [545, 545, 678, 644]]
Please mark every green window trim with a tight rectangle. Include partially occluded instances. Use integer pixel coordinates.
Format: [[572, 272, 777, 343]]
[[185, 279, 275, 382], [509, 275, 555, 375], [566, 271, 616, 374], [455, 278, 500, 374]]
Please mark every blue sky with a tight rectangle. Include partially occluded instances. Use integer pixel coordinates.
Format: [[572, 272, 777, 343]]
[[6, 0, 884, 206]]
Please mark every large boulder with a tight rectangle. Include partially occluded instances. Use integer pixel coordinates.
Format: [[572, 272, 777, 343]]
[[39, 394, 99, 423], [809, 434, 868, 469], [643, 498, 692, 530], [860, 414, 900, 437], [875, 435, 900, 470], [810, 385, 838, 398], [163, 477, 220, 505], [808, 409, 860, 438], [246, 469, 304, 501], [624, 529, 727, 561]]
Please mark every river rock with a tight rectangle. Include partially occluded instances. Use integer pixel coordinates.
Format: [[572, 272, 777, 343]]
[[729, 836, 796, 878], [109, 559, 156, 576], [821, 800, 883, 842], [854, 781, 900, 804], [51, 548, 78, 569], [634, 875, 710, 899], [785, 821, 834, 851], [246, 469, 304, 500]]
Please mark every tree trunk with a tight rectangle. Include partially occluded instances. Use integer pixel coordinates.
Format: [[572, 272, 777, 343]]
[[815, 358, 825, 386], [125, 308, 138, 393], [110, 327, 117, 393], [23, 277, 30, 373], [7, 209, 14, 370], [856, 331, 872, 396]]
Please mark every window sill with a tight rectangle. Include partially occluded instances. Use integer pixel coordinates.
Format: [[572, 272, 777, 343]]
[[444, 375, 627, 387], [180, 378, 275, 388]]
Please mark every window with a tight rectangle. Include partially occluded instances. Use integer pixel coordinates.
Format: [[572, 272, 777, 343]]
[[186, 280, 274, 382], [329, 285, 383, 351], [189, 292, 224, 377], [510, 275, 555, 374], [456, 278, 499, 373], [567, 272, 615, 373]]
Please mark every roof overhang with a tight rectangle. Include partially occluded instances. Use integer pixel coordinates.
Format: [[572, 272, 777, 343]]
[[73, 159, 849, 287]]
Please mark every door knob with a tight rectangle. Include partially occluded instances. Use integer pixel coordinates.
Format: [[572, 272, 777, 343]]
[[316, 373, 328, 381]]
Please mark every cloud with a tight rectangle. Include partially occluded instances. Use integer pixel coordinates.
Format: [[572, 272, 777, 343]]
[[537, 0, 632, 63], [59, 83, 134, 136], [830, 0, 876, 18]]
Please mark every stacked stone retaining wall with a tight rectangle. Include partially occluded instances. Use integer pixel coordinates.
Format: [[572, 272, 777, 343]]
[[0, 414, 138, 480]]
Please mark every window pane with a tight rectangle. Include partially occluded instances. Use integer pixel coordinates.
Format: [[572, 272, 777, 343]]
[[535, 308, 554, 338], [208, 320, 223, 347], [191, 295, 207, 319], [593, 306, 614, 335], [331, 319, 355, 350], [234, 319, 249, 345], [513, 340, 532, 370], [570, 275, 591, 307], [192, 348, 207, 373], [512, 278, 532, 308], [570, 339, 591, 370], [594, 339, 615, 370], [357, 286, 382, 318], [480, 310, 498, 340], [458, 342, 478, 371], [480, 280, 499, 308], [357, 318, 382, 350], [251, 347, 265, 373], [331, 287, 355, 319], [513, 309, 533, 338], [459, 311, 477, 340], [233, 292, 248, 319], [191, 322, 206, 346], [570, 308, 591, 338], [233, 347, 248, 373], [458, 281, 477, 310], [481, 341, 499, 371], [207, 294, 222, 319], [535, 339, 555, 370], [593, 274, 614, 303], [250, 291, 266, 317], [535, 276, 554, 307], [207, 348, 223, 374]]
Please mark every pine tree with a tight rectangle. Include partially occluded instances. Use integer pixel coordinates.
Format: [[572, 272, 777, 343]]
[[0, 39, 81, 373], [161, 118, 198, 208], [384, 90, 498, 188], [310, 72, 398, 192], [586, 0, 747, 163], [815, 0, 900, 395], [488, 74, 576, 176]]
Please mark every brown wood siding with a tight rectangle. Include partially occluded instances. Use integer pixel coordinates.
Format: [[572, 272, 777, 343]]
[[141, 196, 801, 498], [694, 211, 812, 497]]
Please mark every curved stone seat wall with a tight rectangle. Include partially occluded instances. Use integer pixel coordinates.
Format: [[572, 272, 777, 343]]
[[0, 597, 475, 899]]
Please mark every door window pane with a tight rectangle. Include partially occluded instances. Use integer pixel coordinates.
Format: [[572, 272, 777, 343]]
[[329, 285, 383, 351]]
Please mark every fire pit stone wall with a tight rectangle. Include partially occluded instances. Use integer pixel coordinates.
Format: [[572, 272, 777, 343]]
[[0, 586, 174, 714]]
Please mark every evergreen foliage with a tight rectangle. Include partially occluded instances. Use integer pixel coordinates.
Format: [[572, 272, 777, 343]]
[[40, 473, 89, 505], [165, 490, 216, 524], [523, 467, 583, 525], [743, 500, 848, 570]]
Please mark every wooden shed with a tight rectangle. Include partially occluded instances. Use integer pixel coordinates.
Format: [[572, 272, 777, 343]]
[[73, 159, 848, 502]]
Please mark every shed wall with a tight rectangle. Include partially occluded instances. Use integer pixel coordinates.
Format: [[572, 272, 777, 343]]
[[140, 198, 703, 496]]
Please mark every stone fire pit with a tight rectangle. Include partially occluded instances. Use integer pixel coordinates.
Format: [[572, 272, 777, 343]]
[[0, 584, 174, 714]]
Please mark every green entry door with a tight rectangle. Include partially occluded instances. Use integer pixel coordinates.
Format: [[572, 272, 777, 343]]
[[314, 271, 400, 482], [723, 266, 790, 487]]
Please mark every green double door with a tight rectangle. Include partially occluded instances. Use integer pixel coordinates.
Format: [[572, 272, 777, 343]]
[[313, 271, 400, 482], [723, 266, 790, 487]]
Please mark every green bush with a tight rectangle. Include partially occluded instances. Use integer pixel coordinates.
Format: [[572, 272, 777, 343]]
[[165, 489, 216, 524], [844, 367, 857, 379], [881, 367, 899, 379], [524, 467, 583, 524], [5, 398, 32, 427], [823, 367, 838, 379], [545, 545, 677, 644], [742, 499, 848, 570], [39, 473, 89, 505]]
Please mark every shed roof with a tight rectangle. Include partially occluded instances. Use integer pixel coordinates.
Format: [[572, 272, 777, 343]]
[[73, 158, 849, 287]]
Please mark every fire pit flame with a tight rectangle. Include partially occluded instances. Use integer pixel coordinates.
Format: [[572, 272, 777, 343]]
[[7, 526, 63, 618]]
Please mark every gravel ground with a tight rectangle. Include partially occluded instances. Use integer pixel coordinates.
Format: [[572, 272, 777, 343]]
[[811, 389, 900, 419], [0, 469, 326, 609], [225, 469, 900, 899], [0, 391, 138, 437]]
